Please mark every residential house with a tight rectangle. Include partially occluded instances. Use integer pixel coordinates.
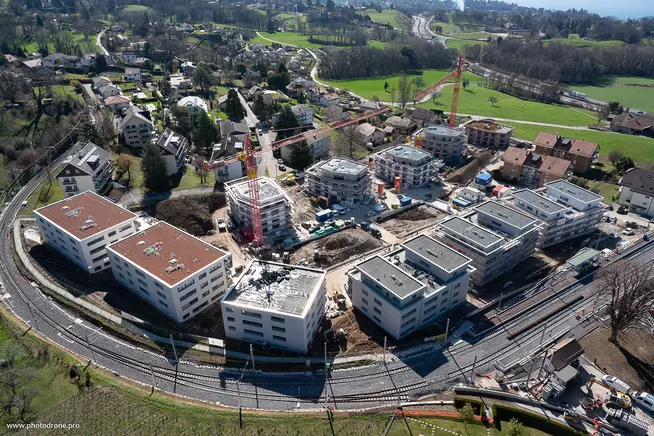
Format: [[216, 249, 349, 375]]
[[156, 128, 189, 175], [219, 120, 250, 139], [501, 146, 572, 188], [290, 104, 313, 126], [305, 158, 371, 203], [617, 167, 654, 218], [465, 119, 514, 148], [373, 145, 433, 188], [97, 84, 122, 99], [169, 73, 193, 90], [532, 132, 599, 174], [323, 105, 350, 123], [124, 68, 141, 82], [117, 51, 139, 64], [209, 135, 247, 183], [421, 125, 467, 164], [409, 108, 438, 127], [177, 96, 208, 114], [118, 106, 153, 148], [22, 58, 43, 70], [320, 92, 339, 107], [56, 142, 115, 198], [104, 95, 132, 112], [610, 113, 654, 137], [78, 53, 96, 68], [181, 61, 197, 76], [92, 76, 112, 91], [42, 53, 79, 68], [280, 132, 330, 163], [354, 123, 384, 146], [4, 54, 19, 64], [384, 116, 416, 136]]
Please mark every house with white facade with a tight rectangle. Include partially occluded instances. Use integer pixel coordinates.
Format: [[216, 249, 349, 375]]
[[177, 96, 208, 114], [373, 145, 434, 189], [617, 167, 654, 218], [422, 125, 467, 164], [354, 123, 384, 146], [290, 104, 313, 126], [156, 128, 189, 175], [104, 95, 131, 112], [92, 76, 112, 91], [124, 68, 141, 82], [280, 132, 330, 163], [118, 106, 153, 148], [56, 142, 114, 198], [34, 191, 139, 274], [221, 260, 326, 353], [98, 84, 122, 99], [320, 93, 339, 107], [107, 222, 231, 323], [348, 234, 474, 340]]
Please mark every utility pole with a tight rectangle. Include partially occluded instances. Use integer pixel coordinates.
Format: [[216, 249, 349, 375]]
[[170, 334, 179, 393], [237, 380, 243, 428], [85, 334, 96, 364], [170, 334, 179, 362], [383, 336, 387, 364], [250, 344, 259, 408], [324, 342, 329, 406], [497, 293, 503, 311], [470, 355, 477, 386], [526, 323, 548, 388], [444, 318, 450, 347]]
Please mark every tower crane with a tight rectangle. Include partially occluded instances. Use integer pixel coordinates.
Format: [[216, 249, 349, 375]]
[[413, 55, 468, 128], [205, 106, 389, 247]]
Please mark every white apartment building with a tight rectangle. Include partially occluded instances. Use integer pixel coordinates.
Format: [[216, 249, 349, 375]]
[[617, 167, 654, 218], [57, 142, 114, 197], [304, 158, 371, 204], [290, 104, 313, 126], [225, 177, 294, 244], [348, 234, 474, 340], [119, 106, 153, 148], [34, 191, 139, 273], [434, 201, 543, 287], [177, 96, 208, 114], [210, 135, 247, 183], [421, 125, 467, 163], [107, 222, 231, 323], [156, 128, 189, 175], [221, 261, 326, 353], [512, 181, 603, 248], [280, 133, 330, 163], [373, 145, 433, 189]]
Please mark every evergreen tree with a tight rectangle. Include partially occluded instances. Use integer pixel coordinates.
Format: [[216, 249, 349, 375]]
[[193, 111, 218, 157], [141, 142, 170, 193], [274, 106, 300, 139], [288, 140, 312, 170], [225, 89, 245, 120]]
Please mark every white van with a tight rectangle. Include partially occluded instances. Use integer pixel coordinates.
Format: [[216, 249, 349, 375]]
[[602, 375, 631, 394], [633, 391, 654, 413]]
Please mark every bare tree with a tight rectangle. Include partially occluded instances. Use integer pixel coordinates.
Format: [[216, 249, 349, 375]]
[[116, 155, 135, 187], [194, 156, 210, 186], [396, 74, 414, 108], [332, 126, 358, 159], [598, 261, 654, 343], [608, 149, 624, 166], [0, 71, 25, 104]]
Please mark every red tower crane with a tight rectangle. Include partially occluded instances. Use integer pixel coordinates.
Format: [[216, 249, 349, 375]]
[[206, 106, 389, 247], [413, 54, 468, 128]]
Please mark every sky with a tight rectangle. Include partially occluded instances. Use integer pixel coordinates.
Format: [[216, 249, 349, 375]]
[[507, 0, 653, 19]]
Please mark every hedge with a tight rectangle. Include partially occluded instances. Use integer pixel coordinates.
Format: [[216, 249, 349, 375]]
[[492, 404, 585, 436]]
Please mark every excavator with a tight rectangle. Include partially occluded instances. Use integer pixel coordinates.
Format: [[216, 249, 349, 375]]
[[586, 377, 631, 409]]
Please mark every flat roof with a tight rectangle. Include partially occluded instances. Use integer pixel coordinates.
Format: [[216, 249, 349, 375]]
[[223, 261, 324, 316], [356, 256, 423, 299], [403, 234, 471, 272], [546, 180, 603, 203], [566, 247, 599, 267], [425, 125, 465, 137], [314, 158, 367, 175], [227, 177, 285, 202], [475, 201, 536, 229], [383, 145, 431, 162], [108, 222, 227, 286], [466, 120, 514, 134], [440, 216, 503, 248], [35, 191, 136, 241], [513, 189, 567, 213]]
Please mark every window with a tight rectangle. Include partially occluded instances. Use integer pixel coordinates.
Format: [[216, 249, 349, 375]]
[[228, 326, 236, 331], [193, 301, 209, 313], [89, 245, 105, 255], [86, 236, 105, 247], [373, 307, 381, 315], [108, 231, 117, 237], [135, 269, 145, 278], [242, 310, 262, 319], [198, 272, 207, 280], [183, 314, 190, 320], [373, 298, 382, 306], [373, 315, 381, 323], [200, 281, 208, 289], [272, 335, 286, 342], [361, 298, 368, 305], [156, 291, 166, 299], [201, 290, 210, 298], [402, 308, 417, 320], [244, 329, 264, 337], [270, 316, 285, 323], [272, 326, 285, 333], [155, 282, 164, 289], [225, 307, 234, 313], [180, 289, 196, 302], [242, 320, 263, 328], [361, 288, 368, 296], [119, 224, 132, 232], [158, 300, 168, 308], [91, 254, 106, 264], [182, 297, 199, 311]]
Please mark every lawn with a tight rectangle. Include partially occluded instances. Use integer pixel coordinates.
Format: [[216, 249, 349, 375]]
[[567, 76, 654, 112], [122, 4, 152, 12], [171, 166, 216, 191], [419, 83, 599, 126], [446, 38, 488, 51], [19, 175, 65, 218], [249, 31, 325, 48], [367, 40, 388, 49], [364, 9, 411, 30], [321, 69, 479, 100], [544, 37, 624, 48], [508, 123, 654, 163]]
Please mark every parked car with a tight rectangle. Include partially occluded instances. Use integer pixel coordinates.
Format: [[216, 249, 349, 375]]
[[278, 165, 286, 171], [217, 218, 227, 232], [617, 206, 628, 214], [602, 375, 631, 394], [610, 231, 620, 238], [610, 217, 617, 224], [632, 391, 654, 413], [277, 159, 284, 164], [365, 211, 376, 217], [622, 228, 635, 236]]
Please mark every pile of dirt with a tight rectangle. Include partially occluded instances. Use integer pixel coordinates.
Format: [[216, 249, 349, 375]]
[[380, 205, 445, 236], [291, 228, 382, 268], [154, 193, 226, 236], [392, 207, 440, 222], [446, 152, 492, 185]]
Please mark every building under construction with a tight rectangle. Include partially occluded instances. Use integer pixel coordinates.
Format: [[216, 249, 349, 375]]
[[304, 158, 372, 204], [225, 177, 294, 245], [220, 260, 326, 353]]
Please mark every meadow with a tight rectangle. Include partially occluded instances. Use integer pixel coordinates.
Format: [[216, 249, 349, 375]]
[[364, 9, 412, 31], [567, 76, 654, 112]]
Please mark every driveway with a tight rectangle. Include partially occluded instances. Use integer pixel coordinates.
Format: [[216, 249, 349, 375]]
[[235, 89, 259, 128]]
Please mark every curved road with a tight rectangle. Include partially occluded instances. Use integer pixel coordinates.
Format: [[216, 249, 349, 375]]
[[2, 151, 653, 411]]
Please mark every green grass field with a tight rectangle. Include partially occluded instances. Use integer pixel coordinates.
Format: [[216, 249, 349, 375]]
[[364, 9, 411, 30], [248, 31, 325, 48], [445, 38, 488, 51], [544, 38, 624, 48], [419, 83, 598, 126], [509, 123, 654, 163], [321, 69, 478, 100], [123, 4, 152, 12], [567, 76, 654, 112], [20, 176, 65, 218]]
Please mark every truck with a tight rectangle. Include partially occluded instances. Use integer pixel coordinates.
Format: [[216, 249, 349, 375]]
[[369, 224, 382, 238], [607, 409, 649, 436]]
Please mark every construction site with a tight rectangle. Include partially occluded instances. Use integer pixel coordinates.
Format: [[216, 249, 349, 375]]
[[290, 228, 383, 268]]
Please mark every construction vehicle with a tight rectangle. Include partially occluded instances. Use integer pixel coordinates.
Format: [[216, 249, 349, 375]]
[[580, 397, 603, 411], [563, 409, 581, 423], [586, 376, 631, 408], [311, 196, 329, 209], [369, 224, 382, 238]]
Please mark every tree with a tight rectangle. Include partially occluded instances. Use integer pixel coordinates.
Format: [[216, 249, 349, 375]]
[[431, 90, 442, 105], [488, 96, 498, 107], [116, 155, 135, 187], [412, 76, 426, 99], [384, 81, 389, 92], [506, 418, 527, 436], [193, 111, 218, 157], [598, 260, 654, 343], [193, 65, 213, 93], [252, 94, 267, 119], [274, 106, 300, 139], [326, 0, 334, 12], [608, 101, 623, 114], [225, 89, 245, 120], [608, 149, 624, 166], [462, 77, 470, 90], [141, 142, 170, 193], [194, 156, 210, 186], [614, 156, 634, 175], [458, 402, 475, 436], [95, 54, 107, 71], [77, 120, 102, 146], [396, 74, 413, 108], [0, 72, 25, 104], [288, 140, 313, 170], [598, 106, 610, 124]]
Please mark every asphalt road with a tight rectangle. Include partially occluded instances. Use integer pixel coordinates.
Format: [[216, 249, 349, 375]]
[[2, 153, 653, 411]]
